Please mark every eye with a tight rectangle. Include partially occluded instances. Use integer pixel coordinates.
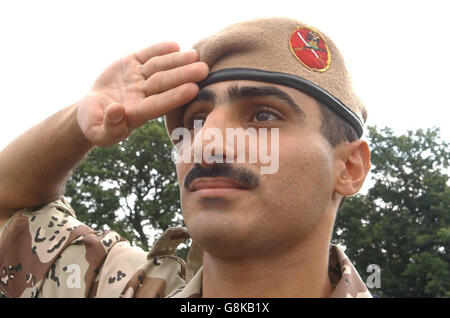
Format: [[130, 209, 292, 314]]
[[251, 108, 282, 122], [184, 113, 208, 129]]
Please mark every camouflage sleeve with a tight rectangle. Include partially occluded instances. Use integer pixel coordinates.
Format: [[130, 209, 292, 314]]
[[0, 197, 142, 298]]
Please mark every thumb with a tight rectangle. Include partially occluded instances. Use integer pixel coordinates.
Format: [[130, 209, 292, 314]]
[[105, 102, 125, 123], [103, 103, 129, 140]]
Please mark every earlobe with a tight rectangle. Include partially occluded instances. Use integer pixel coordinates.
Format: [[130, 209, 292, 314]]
[[334, 140, 371, 196]]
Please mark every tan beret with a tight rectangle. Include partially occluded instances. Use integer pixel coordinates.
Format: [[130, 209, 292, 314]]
[[165, 17, 367, 138]]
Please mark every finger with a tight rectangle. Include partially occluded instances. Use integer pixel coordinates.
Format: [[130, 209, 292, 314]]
[[134, 42, 180, 65], [144, 62, 209, 96], [141, 49, 199, 79], [103, 103, 129, 140], [133, 82, 199, 125]]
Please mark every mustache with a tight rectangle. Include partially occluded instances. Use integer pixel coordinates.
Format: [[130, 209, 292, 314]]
[[183, 163, 260, 191]]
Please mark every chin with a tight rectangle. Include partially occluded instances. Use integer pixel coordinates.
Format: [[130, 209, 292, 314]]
[[183, 207, 258, 258]]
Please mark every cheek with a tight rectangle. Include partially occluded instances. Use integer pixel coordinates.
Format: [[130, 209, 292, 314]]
[[274, 134, 335, 209]]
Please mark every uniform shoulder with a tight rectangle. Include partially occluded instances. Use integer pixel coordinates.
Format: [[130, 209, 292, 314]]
[[0, 196, 127, 297]]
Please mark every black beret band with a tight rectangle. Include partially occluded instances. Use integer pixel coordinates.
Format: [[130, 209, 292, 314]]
[[199, 68, 364, 138]]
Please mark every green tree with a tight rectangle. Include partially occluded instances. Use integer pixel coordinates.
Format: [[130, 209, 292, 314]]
[[333, 126, 450, 297], [65, 119, 184, 251]]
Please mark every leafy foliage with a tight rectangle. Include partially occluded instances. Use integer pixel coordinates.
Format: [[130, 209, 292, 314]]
[[65, 119, 184, 250]]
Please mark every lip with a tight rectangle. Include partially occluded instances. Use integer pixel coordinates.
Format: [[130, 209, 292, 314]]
[[189, 177, 248, 193]]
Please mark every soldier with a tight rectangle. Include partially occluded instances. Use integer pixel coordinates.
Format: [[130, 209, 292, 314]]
[[0, 18, 372, 298]]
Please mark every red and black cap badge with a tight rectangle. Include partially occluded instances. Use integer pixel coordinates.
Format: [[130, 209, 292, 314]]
[[289, 26, 331, 72]]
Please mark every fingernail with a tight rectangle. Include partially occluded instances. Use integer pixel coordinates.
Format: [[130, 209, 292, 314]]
[[110, 112, 123, 123]]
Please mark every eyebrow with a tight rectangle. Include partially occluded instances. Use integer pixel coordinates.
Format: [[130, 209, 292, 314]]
[[190, 84, 305, 116]]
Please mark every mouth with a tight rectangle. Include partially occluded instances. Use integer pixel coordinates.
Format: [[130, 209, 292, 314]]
[[189, 177, 249, 196]]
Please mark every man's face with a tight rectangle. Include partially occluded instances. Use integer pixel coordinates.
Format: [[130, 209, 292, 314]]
[[175, 80, 338, 259]]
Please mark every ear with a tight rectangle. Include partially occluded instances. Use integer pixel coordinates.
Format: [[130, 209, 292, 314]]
[[333, 140, 371, 196]]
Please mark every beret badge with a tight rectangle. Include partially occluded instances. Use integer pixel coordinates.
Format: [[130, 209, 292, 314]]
[[289, 26, 331, 72]]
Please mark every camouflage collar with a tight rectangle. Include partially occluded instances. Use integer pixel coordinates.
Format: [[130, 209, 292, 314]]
[[328, 245, 372, 298]]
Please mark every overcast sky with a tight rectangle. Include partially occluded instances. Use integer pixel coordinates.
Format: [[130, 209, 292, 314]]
[[1, 0, 449, 152]]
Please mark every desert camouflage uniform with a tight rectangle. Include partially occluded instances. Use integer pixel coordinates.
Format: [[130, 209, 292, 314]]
[[0, 197, 372, 298]]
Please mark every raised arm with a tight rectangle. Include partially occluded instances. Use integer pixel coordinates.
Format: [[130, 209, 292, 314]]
[[0, 42, 208, 227]]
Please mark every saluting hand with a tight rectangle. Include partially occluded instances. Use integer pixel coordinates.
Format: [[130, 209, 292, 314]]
[[76, 42, 208, 147]]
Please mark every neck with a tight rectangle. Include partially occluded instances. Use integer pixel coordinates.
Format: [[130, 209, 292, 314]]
[[201, 229, 333, 298]]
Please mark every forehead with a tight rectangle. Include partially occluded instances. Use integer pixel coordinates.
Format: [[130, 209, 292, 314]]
[[199, 80, 319, 108]]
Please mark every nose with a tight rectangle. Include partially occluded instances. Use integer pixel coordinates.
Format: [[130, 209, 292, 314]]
[[192, 107, 239, 166]]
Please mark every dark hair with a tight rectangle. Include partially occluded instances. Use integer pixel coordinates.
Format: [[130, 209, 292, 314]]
[[317, 102, 359, 147]]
